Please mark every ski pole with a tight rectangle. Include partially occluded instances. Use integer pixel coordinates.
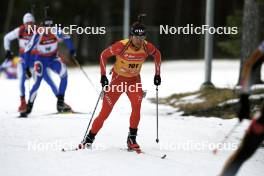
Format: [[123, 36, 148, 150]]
[[82, 88, 104, 143], [213, 121, 240, 155], [156, 85, 159, 143], [71, 56, 99, 94]]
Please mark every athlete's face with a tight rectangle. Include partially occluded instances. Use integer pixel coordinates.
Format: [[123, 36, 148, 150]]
[[131, 36, 145, 49], [25, 22, 34, 28]]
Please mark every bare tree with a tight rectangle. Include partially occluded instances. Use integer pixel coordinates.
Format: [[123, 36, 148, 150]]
[[1, 0, 15, 61], [239, 0, 264, 84]]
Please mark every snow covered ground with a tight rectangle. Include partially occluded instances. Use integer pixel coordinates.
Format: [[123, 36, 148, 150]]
[[0, 60, 263, 176]]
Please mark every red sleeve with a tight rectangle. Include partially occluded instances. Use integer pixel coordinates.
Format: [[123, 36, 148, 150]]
[[146, 42, 161, 75], [100, 41, 124, 75], [18, 25, 25, 37]]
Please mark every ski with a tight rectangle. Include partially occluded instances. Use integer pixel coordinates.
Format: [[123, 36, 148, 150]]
[[61, 147, 79, 152], [45, 111, 90, 116], [17, 111, 90, 118], [61, 143, 92, 152], [127, 148, 143, 154], [120, 148, 144, 155], [120, 148, 167, 159], [61, 144, 167, 159]]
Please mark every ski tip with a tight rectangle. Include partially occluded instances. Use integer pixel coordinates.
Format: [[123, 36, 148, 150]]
[[161, 154, 167, 159], [61, 147, 78, 152]]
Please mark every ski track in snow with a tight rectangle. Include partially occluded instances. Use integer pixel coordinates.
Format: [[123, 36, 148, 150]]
[[0, 60, 264, 176]]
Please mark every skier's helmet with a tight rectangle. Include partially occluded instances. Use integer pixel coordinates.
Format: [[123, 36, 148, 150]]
[[130, 14, 146, 39], [23, 13, 35, 24], [130, 22, 146, 38]]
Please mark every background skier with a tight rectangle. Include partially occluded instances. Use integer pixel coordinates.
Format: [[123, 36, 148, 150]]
[[3, 13, 58, 112], [220, 41, 264, 176], [21, 15, 76, 117]]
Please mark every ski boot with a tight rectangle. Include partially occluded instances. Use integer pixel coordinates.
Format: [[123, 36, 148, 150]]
[[57, 95, 72, 113], [127, 128, 141, 153], [18, 96, 27, 112], [79, 131, 96, 149], [20, 102, 33, 118]]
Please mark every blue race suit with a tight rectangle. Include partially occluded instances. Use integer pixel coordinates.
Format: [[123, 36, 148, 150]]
[[24, 28, 75, 103]]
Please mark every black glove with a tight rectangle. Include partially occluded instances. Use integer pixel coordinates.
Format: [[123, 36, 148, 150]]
[[100, 75, 108, 87], [237, 93, 250, 122], [5, 50, 13, 60], [154, 75, 161, 86], [25, 67, 32, 79]]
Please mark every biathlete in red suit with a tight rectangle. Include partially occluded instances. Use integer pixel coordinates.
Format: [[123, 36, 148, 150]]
[[80, 19, 161, 150]]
